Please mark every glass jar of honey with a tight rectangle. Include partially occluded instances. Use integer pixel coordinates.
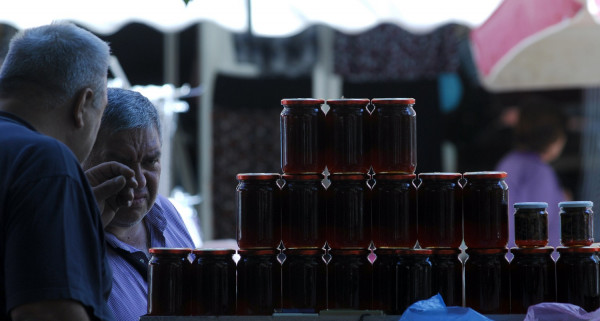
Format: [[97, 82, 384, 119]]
[[370, 98, 417, 174], [371, 173, 417, 249], [556, 246, 600, 312], [281, 249, 326, 313], [281, 174, 326, 249], [514, 202, 549, 248], [237, 249, 282, 315], [325, 98, 370, 174], [510, 247, 556, 314], [326, 174, 371, 249], [372, 248, 398, 314], [396, 249, 433, 314], [559, 201, 594, 247], [147, 248, 192, 316], [417, 172, 463, 248], [189, 249, 236, 316], [328, 249, 372, 310], [462, 171, 508, 249], [430, 248, 463, 307], [236, 173, 281, 249], [464, 248, 510, 314], [280, 98, 326, 174]]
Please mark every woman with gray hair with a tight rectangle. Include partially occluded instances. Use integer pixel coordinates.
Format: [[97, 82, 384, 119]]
[[83, 87, 195, 321]]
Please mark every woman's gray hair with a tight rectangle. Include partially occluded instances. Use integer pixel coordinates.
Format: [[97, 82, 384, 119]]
[[99, 87, 162, 143], [0, 22, 110, 108]]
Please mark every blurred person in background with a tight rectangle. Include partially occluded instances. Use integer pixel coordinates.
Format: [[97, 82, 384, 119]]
[[83, 87, 195, 321], [0, 22, 131, 321], [495, 97, 569, 254]]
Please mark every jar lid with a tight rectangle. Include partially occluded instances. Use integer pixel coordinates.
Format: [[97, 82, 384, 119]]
[[463, 171, 507, 179], [514, 202, 548, 209], [396, 248, 433, 255], [149, 247, 192, 255], [192, 248, 236, 255], [281, 174, 323, 181], [557, 246, 599, 254], [285, 249, 323, 255], [510, 247, 554, 255], [559, 201, 594, 208], [281, 98, 324, 105], [329, 173, 368, 180], [237, 173, 280, 181], [329, 249, 370, 255], [238, 248, 278, 255], [374, 173, 416, 180], [418, 172, 462, 180], [466, 248, 508, 255], [431, 248, 462, 255], [326, 98, 370, 106], [371, 98, 416, 105]]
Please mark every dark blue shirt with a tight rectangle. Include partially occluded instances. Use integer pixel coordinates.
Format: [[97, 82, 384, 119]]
[[0, 111, 114, 321]]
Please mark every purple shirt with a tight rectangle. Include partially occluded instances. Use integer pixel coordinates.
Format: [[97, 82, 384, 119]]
[[104, 194, 195, 321], [495, 151, 566, 258]]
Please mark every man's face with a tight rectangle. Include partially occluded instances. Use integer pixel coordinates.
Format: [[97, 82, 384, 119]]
[[96, 126, 161, 227]]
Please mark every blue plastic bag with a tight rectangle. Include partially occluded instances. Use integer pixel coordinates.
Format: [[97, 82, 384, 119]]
[[399, 294, 492, 321]]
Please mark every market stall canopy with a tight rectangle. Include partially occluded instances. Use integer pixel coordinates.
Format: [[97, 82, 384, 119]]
[[471, 0, 600, 92], [0, 0, 501, 36]]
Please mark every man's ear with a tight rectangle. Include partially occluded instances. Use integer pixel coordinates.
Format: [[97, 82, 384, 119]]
[[72, 87, 94, 129]]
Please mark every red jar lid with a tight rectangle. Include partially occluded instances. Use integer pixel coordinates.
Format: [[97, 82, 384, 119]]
[[431, 248, 462, 255], [192, 248, 236, 256], [374, 173, 416, 181], [238, 249, 279, 256], [326, 98, 370, 106], [375, 248, 402, 255], [282, 174, 323, 181], [236, 173, 280, 181], [330, 249, 370, 255], [396, 248, 433, 256], [466, 248, 508, 255], [149, 247, 192, 255], [286, 249, 323, 255], [510, 247, 554, 255], [418, 172, 462, 180], [371, 98, 415, 105], [281, 98, 324, 106], [463, 171, 507, 179], [557, 246, 599, 254], [330, 173, 368, 181]]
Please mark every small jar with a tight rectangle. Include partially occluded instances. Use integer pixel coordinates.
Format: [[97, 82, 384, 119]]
[[326, 174, 371, 249], [325, 98, 370, 174], [510, 247, 556, 314], [556, 246, 600, 312], [417, 173, 463, 248], [430, 248, 463, 307], [281, 249, 326, 313], [236, 173, 281, 249], [147, 248, 192, 316], [514, 202, 549, 248], [396, 249, 433, 314], [370, 98, 417, 174], [371, 173, 417, 249], [464, 248, 510, 314], [237, 249, 282, 315], [281, 174, 326, 249], [190, 249, 236, 316], [559, 201, 594, 247], [280, 98, 326, 174], [462, 171, 508, 248], [328, 249, 372, 310]]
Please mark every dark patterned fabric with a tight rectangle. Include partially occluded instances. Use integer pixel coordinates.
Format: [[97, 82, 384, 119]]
[[334, 23, 466, 82]]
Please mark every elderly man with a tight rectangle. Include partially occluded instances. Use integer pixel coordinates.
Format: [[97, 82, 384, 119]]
[[83, 87, 195, 321], [0, 23, 134, 321]]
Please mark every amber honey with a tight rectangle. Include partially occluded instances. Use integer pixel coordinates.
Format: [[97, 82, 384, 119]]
[[147, 248, 192, 316], [464, 248, 510, 314], [190, 249, 236, 316], [328, 249, 372, 310], [281, 249, 326, 313], [430, 248, 463, 307], [510, 247, 555, 314], [237, 249, 282, 315], [556, 246, 600, 312], [514, 202, 549, 248], [560, 201, 594, 247]]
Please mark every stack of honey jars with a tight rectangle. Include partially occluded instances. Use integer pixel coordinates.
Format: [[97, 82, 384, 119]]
[[510, 202, 555, 314], [555, 201, 599, 312], [461, 171, 510, 314]]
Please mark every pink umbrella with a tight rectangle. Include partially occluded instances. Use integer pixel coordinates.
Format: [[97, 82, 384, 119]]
[[471, 0, 600, 92]]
